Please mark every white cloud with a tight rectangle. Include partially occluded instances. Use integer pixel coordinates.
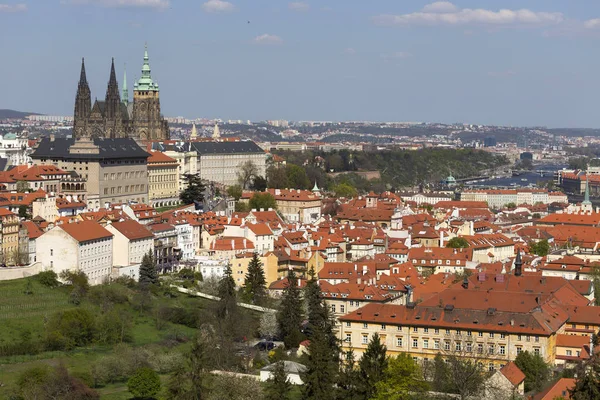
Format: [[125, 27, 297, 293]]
[[289, 2, 309, 12], [62, 0, 169, 9], [584, 18, 600, 29], [381, 51, 413, 60], [373, 2, 564, 27], [344, 48, 356, 55], [253, 34, 283, 45], [202, 0, 235, 13], [422, 1, 457, 14], [0, 3, 27, 12]]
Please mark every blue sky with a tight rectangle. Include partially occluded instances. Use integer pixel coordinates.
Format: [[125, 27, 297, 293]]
[[2, 1, 600, 127]]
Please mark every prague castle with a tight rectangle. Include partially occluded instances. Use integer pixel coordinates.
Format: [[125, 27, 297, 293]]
[[73, 45, 170, 141]]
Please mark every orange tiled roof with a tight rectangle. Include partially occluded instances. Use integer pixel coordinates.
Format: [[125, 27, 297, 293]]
[[109, 220, 154, 241], [59, 221, 113, 242]]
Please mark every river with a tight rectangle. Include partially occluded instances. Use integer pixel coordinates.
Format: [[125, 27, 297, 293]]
[[465, 164, 566, 189]]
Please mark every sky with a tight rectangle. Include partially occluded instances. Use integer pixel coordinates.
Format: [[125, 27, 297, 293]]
[[2, 1, 600, 127]]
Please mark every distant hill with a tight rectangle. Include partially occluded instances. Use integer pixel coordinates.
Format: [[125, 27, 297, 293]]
[[0, 109, 42, 119]]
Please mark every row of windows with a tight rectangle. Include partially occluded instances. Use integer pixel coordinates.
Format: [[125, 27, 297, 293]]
[[353, 323, 541, 342], [413, 259, 462, 265], [104, 170, 146, 181], [103, 184, 146, 195], [149, 175, 177, 182], [352, 334, 541, 357]]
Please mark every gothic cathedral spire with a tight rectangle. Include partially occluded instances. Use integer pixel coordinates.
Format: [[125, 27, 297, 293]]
[[74, 58, 91, 138], [122, 64, 129, 107], [105, 58, 121, 121]]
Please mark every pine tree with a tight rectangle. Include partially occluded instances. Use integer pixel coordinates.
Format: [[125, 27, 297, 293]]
[[180, 173, 206, 206], [570, 354, 600, 400], [336, 350, 362, 400], [301, 325, 339, 400], [276, 270, 304, 348], [264, 361, 292, 400], [301, 268, 340, 400], [242, 253, 267, 305], [358, 332, 388, 398], [216, 264, 237, 320], [139, 251, 158, 288]]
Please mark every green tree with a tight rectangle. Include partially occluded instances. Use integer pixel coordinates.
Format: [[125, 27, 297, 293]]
[[264, 361, 292, 400], [569, 157, 589, 170], [302, 268, 340, 400], [227, 184, 243, 200], [358, 332, 388, 398], [569, 354, 600, 400], [276, 270, 304, 348], [18, 204, 29, 219], [431, 353, 452, 393], [139, 251, 158, 289], [16, 180, 29, 193], [251, 176, 268, 192], [128, 367, 161, 399], [336, 349, 362, 400], [286, 164, 310, 189], [46, 308, 96, 349], [505, 202, 517, 209], [166, 335, 212, 400], [242, 253, 267, 305], [446, 237, 469, 249], [249, 192, 277, 210], [180, 173, 206, 205], [515, 350, 551, 393], [216, 264, 237, 320], [37, 270, 60, 288], [332, 183, 357, 198], [372, 353, 429, 400], [445, 355, 485, 400], [530, 239, 550, 256], [267, 165, 289, 189]]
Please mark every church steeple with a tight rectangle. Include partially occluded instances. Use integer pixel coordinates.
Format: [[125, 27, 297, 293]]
[[582, 174, 593, 212], [135, 44, 159, 92], [105, 57, 121, 120], [122, 64, 129, 106], [74, 57, 92, 138]]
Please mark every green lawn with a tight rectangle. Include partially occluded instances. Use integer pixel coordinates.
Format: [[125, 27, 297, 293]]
[[0, 277, 207, 398]]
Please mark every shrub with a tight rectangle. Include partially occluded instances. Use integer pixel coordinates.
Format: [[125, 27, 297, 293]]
[[128, 367, 161, 399], [37, 270, 60, 288]]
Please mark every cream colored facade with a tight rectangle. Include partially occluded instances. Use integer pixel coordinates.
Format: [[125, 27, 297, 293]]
[[164, 150, 197, 192], [36, 227, 113, 285], [105, 224, 154, 269], [32, 139, 149, 210], [147, 153, 180, 207], [199, 152, 266, 187], [339, 322, 560, 368], [32, 195, 58, 223]]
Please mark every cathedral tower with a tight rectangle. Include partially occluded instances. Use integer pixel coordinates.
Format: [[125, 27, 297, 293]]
[[73, 58, 91, 138], [122, 64, 129, 107], [132, 44, 169, 140]]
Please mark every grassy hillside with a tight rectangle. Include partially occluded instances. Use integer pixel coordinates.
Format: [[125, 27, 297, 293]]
[[0, 276, 208, 399]]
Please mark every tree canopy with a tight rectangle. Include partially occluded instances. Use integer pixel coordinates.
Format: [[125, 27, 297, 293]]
[[249, 192, 277, 211], [446, 237, 469, 249], [515, 350, 551, 393], [128, 367, 161, 399], [180, 173, 205, 206]]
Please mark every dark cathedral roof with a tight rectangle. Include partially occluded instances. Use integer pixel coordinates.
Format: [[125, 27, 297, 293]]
[[190, 141, 264, 155], [91, 100, 130, 121], [31, 137, 150, 160]]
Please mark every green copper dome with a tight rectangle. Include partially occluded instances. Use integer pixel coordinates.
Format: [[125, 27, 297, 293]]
[[135, 44, 159, 92]]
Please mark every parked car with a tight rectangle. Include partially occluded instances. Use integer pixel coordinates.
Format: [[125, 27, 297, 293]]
[[254, 340, 275, 351]]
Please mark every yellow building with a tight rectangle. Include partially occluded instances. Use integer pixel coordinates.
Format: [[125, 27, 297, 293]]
[[230, 252, 279, 288], [338, 302, 567, 371], [0, 209, 21, 265], [147, 150, 180, 208]]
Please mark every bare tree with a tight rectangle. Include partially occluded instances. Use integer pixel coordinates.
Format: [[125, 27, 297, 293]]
[[237, 161, 258, 190]]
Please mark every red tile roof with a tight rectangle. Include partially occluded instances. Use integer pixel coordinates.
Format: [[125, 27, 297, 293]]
[[532, 378, 575, 400], [109, 220, 154, 241], [59, 221, 113, 242], [500, 362, 525, 387]]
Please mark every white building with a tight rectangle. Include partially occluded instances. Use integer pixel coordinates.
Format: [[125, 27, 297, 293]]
[[36, 220, 113, 285], [105, 220, 155, 281], [196, 256, 230, 280], [0, 133, 31, 166], [260, 361, 306, 385]]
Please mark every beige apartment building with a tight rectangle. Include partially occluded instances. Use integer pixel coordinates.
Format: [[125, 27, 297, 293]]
[[147, 150, 180, 207], [0, 208, 21, 265], [31, 137, 150, 210], [339, 301, 567, 370]]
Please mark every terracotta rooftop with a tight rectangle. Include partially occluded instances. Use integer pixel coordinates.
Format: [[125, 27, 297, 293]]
[[59, 220, 113, 242], [500, 362, 525, 387], [109, 220, 154, 241]]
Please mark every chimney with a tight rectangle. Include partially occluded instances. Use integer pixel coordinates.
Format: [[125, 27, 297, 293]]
[[462, 277, 468, 289], [514, 249, 523, 277], [440, 231, 444, 247], [231, 239, 235, 249]]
